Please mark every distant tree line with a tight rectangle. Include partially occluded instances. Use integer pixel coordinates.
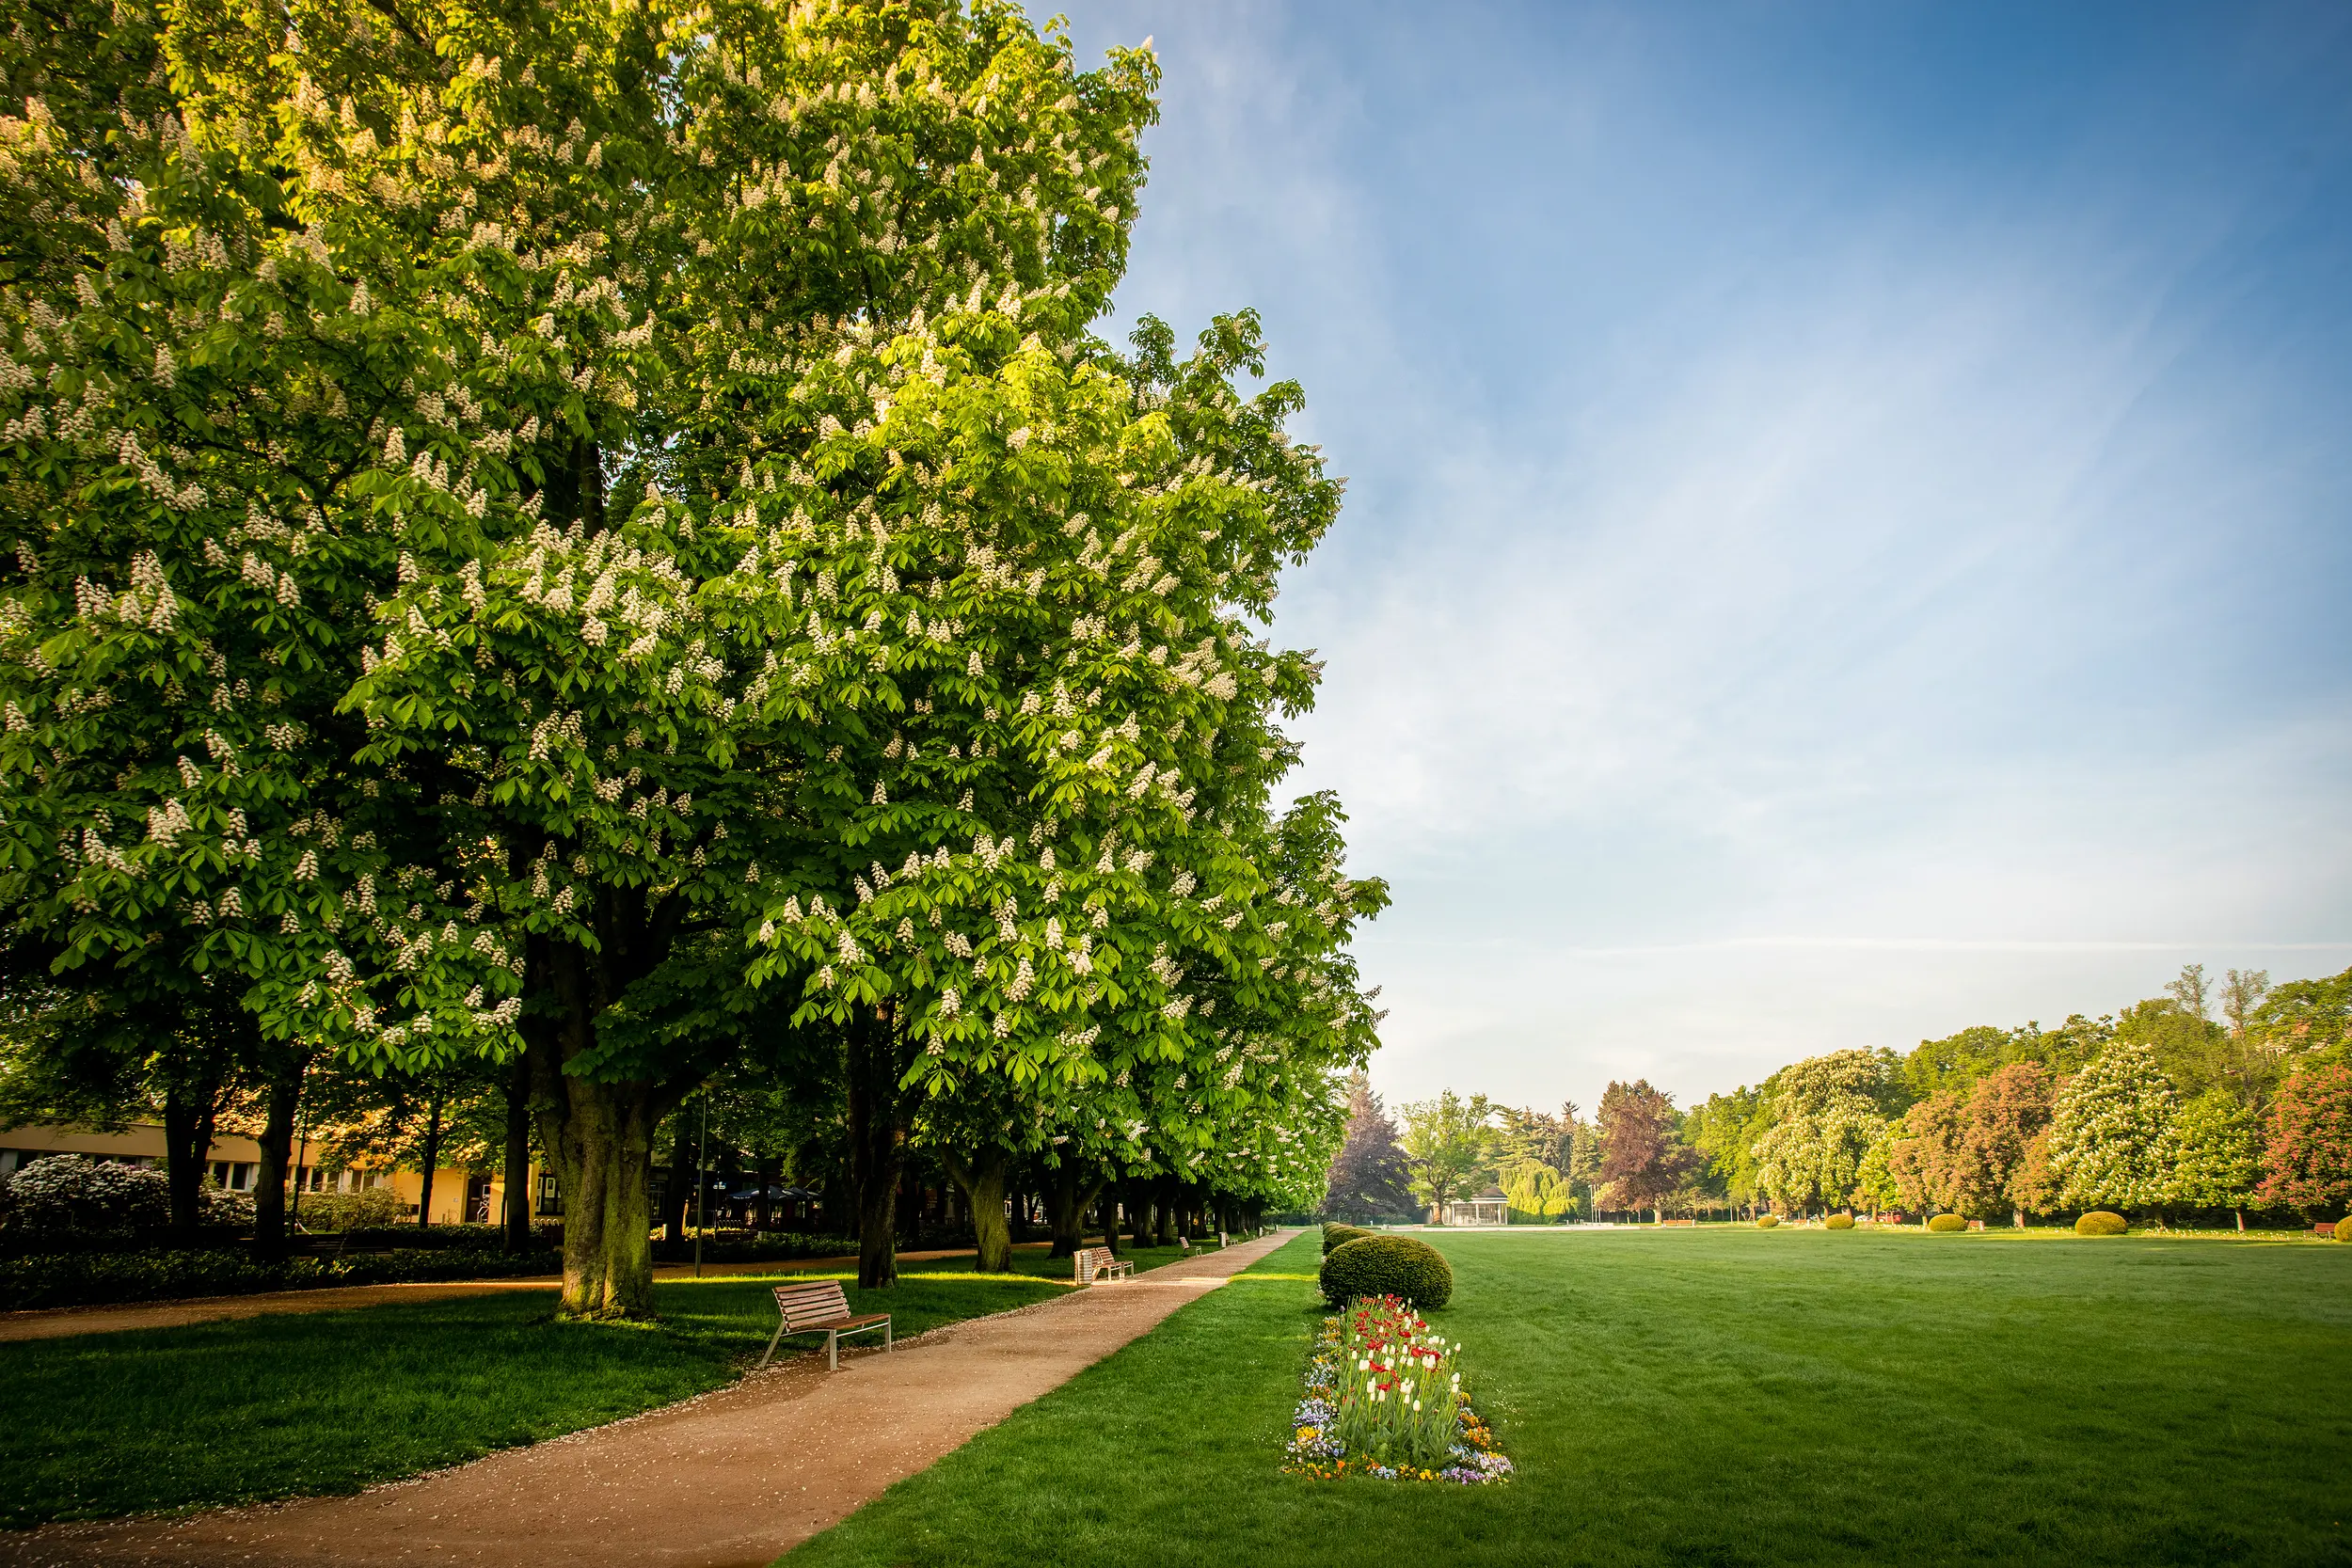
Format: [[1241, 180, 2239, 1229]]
[[1324, 963, 2352, 1227]]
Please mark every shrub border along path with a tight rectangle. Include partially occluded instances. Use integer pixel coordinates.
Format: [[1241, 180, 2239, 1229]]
[[0, 1243, 1055, 1344], [0, 1231, 1292, 1568]]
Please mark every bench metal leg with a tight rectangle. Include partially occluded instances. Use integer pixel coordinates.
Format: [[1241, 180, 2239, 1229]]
[[758, 1318, 787, 1370], [884, 1321, 893, 1353], [827, 1329, 839, 1372]]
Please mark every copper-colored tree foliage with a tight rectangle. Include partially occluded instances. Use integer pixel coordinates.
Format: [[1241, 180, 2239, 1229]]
[[1597, 1078, 1692, 1219], [2260, 1064, 2352, 1212], [1887, 1090, 1967, 1214], [1962, 1061, 2055, 1223]]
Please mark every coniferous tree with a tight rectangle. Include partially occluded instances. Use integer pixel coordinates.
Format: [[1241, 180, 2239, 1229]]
[[1322, 1069, 1412, 1223]]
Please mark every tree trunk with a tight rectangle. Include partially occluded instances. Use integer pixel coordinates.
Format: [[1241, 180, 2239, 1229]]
[[1099, 1184, 1123, 1257], [515, 804, 707, 1317], [846, 1010, 911, 1290], [250, 1051, 306, 1261], [662, 1112, 693, 1248], [531, 1064, 662, 1318], [2013, 1208, 2026, 1230], [503, 1054, 534, 1253], [2234, 1207, 2246, 1232], [1154, 1176, 1178, 1246], [1046, 1165, 1104, 1258], [415, 1086, 447, 1228], [943, 1148, 1012, 1271], [161, 1070, 223, 1243], [755, 1155, 778, 1231]]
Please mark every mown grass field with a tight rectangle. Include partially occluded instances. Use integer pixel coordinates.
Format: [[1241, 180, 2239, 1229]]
[[786, 1227, 2352, 1567], [0, 1242, 1198, 1529]]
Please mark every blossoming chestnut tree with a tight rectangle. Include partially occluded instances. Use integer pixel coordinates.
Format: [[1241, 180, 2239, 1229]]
[[2, 0, 1387, 1317]]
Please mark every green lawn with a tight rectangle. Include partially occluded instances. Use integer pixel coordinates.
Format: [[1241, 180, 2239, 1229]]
[[0, 1266, 1068, 1528], [786, 1227, 2352, 1567]]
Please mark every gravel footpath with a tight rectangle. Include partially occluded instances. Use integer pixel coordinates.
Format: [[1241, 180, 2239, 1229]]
[[0, 1231, 1293, 1568]]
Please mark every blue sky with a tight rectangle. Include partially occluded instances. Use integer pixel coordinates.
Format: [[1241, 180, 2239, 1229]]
[[1057, 1, 2352, 1114]]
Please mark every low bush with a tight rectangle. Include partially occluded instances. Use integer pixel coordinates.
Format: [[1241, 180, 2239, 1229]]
[[2074, 1211, 2128, 1236], [294, 1187, 407, 1232], [671, 1230, 858, 1264], [1321, 1223, 1373, 1256], [0, 1244, 562, 1311], [341, 1222, 566, 1252], [202, 1186, 256, 1228], [1824, 1213, 1855, 1230], [1, 1156, 170, 1237], [2339, 1217, 2352, 1243], [1927, 1213, 1967, 1233], [1320, 1235, 1453, 1309], [1755, 1215, 1779, 1228]]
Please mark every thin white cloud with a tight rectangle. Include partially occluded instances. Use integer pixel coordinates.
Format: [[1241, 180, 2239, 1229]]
[[1061, 0, 2352, 1108]]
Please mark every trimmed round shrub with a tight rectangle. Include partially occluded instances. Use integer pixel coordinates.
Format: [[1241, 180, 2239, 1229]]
[[1755, 1214, 1780, 1228], [1320, 1234, 1453, 1309], [1927, 1212, 1967, 1233], [1321, 1222, 1373, 1256], [2074, 1211, 2127, 1236], [1824, 1212, 1856, 1230], [2339, 1216, 2352, 1243]]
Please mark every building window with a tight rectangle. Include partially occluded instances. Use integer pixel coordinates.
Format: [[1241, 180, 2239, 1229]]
[[536, 1171, 564, 1217]]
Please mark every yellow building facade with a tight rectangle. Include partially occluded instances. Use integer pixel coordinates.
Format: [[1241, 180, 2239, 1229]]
[[0, 1121, 554, 1227]]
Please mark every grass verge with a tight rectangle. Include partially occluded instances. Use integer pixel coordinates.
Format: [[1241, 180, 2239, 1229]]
[[0, 1267, 1064, 1528], [784, 1227, 2352, 1567]]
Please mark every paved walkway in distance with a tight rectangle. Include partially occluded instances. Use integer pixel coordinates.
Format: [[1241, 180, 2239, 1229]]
[[0, 1231, 1295, 1568], [0, 1243, 1057, 1344]]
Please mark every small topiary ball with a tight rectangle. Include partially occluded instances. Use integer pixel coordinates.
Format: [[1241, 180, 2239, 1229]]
[[1824, 1212, 1856, 1230], [1927, 1212, 1967, 1233], [1755, 1214, 1779, 1228], [2074, 1211, 2127, 1236], [2339, 1216, 2352, 1243], [1320, 1234, 1454, 1309], [1321, 1223, 1373, 1256]]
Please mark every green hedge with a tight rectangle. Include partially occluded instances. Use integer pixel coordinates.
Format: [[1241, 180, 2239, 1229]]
[[1824, 1213, 1856, 1230], [1927, 1213, 1967, 1233], [1321, 1223, 1373, 1256], [1319, 1234, 1454, 1309], [0, 1247, 561, 1311], [2074, 1211, 2128, 1236], [1755, 1214, 1779, 1228]]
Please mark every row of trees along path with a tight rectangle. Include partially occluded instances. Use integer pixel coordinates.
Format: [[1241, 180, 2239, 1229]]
[[0, 2, 1388, 1311]]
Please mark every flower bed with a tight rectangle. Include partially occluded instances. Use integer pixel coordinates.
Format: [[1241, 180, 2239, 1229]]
[[1285, 1293, 1513, 1484]]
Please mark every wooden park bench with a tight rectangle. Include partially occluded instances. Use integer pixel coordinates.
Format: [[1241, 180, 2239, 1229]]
[[757, 1279, 892, 1371], [1073, 1246, 1135, 1284]]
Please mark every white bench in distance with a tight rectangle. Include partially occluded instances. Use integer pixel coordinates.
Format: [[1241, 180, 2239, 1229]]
[[1073, 1246, 1135, 1284], [758, 1279, 892, 1371]]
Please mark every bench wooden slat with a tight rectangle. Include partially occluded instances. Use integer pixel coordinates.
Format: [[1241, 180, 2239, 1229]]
[[1073, 1246, 1135, 1284], [759, 1279, 892, 1371]]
